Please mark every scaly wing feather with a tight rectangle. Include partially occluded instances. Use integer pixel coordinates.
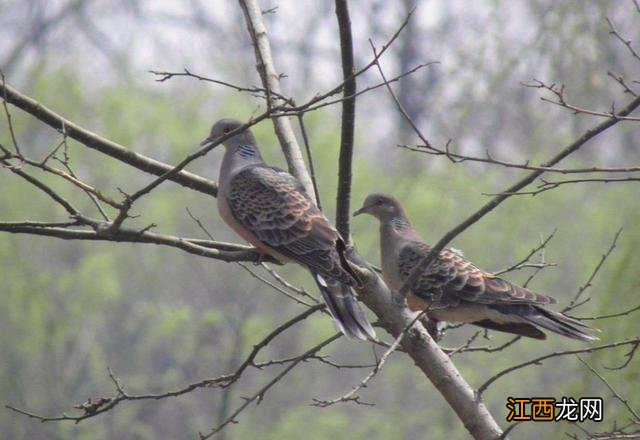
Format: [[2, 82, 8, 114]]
[[397, 241, 556, 306], [227, 165, 355, 285]]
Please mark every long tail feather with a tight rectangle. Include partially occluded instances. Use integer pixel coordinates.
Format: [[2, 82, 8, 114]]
[[312, 272, 376, 340], [488, 304, 599, 342], [522, 307, 599, 342], [472, 319, 547, 340]]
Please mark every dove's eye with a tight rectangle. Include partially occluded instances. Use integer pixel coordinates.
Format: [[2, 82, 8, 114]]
[[223, 126, 232, 134]]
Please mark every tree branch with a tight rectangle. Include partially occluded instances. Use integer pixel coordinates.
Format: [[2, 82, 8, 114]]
[[0, 81, 219, 196], [0, 223, 276, 263], [334, 0, 356, 240], [199, 334, 342, 439], [5, 305, 325, 424], [354, 269, 505, 439], [237, 0, 315, 200], [477, 338, 640, 396], [395, 92, 640, 300]]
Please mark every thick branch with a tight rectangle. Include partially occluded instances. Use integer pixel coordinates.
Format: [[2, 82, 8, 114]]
[[355, 270, 504, 439]]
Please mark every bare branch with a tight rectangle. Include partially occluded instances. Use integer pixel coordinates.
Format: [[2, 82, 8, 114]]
[[606, 17, 640, 64], [395, 90, 640, 300], [477, 338, 640, 396], [1, 73, 22, 156], [199, 334, 342, 439], [296, 114, 322, 210], [0, 80, 219, 196], [0, 223, 276, 263], [525, 79, 640, 121], [260, 262, 319, 304], [150, 68, 285, 100], [334, 0, 357, 240], [1, 158, 80, 216], [238, 0, 315, 200], [576, 304, 640, 321], [400, 144, 640, 175], [237, 262, 317, 307], [604, 339, 640, 371], [493, 229, 557, 276], [6, 305, 325, 424], [486, 177, 640, 196], [607, 71, 638, 97], [312, 309, 427, 408], [576, 355, 640, 421], [4, 149, 123, 209], [564, 228, 622, 312]]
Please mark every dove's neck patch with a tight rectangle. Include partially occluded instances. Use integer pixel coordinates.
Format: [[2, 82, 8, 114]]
[[235, 144, 259, 158], [390, 217, 411, 232]]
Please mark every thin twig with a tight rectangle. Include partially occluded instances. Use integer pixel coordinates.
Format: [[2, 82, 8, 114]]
[[312, 309, 428, 407], [6, 306, 325, 424], [477, 338, 640, 396], [564, 228, 622, 312], [493, 230, 557, 276], [576, 355, 640, 421], [296, 113, 322, 208], [199, 334, 341, 439]]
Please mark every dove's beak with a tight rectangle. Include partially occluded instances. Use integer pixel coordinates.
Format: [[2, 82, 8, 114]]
[[200, 137, 214, 147], [352, 206, 368, 217]]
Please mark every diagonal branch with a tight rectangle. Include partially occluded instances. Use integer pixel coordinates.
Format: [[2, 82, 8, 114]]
[[238, 0, 315, 201], [353, 270, 504, 438], [313, 308, 427, 407], [477, 338, 640, 396], [0, 81, 219, 196], [395, 91, 640, 299], [6, 305, 325, 424], [199, 334, 342, 439]]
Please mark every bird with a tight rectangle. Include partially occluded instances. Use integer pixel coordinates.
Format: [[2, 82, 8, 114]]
[[353, 193, 598, 341], [200, 118, 375, 340]]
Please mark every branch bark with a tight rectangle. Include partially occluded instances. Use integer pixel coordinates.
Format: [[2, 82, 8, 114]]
[[0, 223, 273, 263], [356, 270, 504, 439], [397, 93, 640, 299], [237, 0, 316, 201], [334, 0, 356, 241], [0, 81, 219, 196]]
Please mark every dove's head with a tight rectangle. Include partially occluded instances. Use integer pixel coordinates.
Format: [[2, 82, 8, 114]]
[[353, 193, 407, 222], [200, 118, 257, 150]]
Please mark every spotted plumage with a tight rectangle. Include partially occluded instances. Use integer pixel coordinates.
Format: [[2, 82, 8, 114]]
[[227, 165, 356, 286], [354, 193, 598, 341], [201, 119, 375, 340], [398, 241, 556, 307]]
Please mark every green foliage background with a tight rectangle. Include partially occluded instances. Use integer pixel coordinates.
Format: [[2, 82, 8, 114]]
[[1, 1, 639, 439]]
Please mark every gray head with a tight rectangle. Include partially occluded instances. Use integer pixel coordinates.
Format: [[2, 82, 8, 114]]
[[353, 193, 409, 223], [200, 118, 258, 149]]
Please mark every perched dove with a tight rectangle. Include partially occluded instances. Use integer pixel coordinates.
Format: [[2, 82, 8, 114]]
[[200, 119, 375, 340], [354, 193, 597, 341]]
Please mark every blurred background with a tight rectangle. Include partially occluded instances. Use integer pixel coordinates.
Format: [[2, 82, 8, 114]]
[[1, 1, 638, 438]]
